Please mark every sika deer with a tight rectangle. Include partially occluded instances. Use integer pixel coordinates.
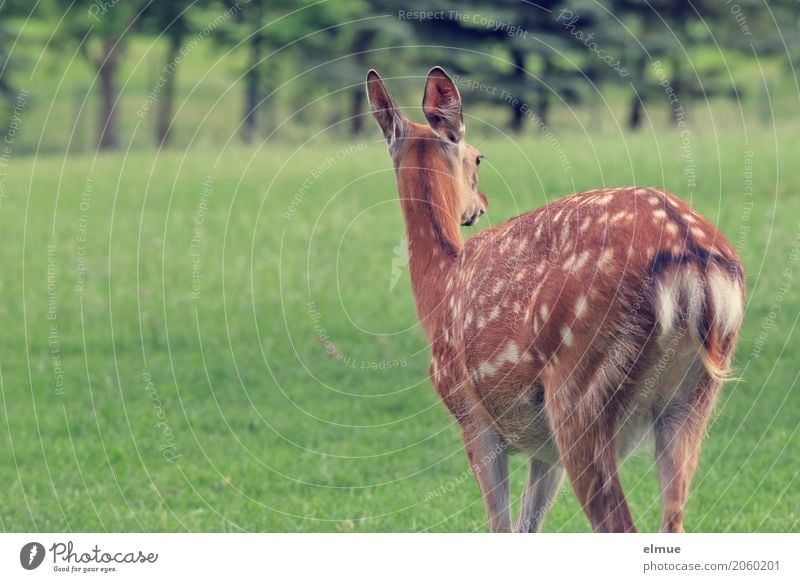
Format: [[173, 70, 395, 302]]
[[365, 67, 744, 532]]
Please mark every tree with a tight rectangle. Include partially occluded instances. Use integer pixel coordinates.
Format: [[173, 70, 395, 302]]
[[397, 0, 585, 132], [141, 0, 198, 148], [51, 0, 149, 151]]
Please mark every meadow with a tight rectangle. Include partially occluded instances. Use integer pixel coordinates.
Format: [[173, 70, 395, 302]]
[[0, 114, 798, 532]]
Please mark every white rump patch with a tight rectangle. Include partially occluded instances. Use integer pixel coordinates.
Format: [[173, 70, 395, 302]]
[[655, 266, 704, 341], [707, 268, 744, 338]]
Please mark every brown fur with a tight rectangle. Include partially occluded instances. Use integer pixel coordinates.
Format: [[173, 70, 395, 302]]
[[366, 67, 745, 532]]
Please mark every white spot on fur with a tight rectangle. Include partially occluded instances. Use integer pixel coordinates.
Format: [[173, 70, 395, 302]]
[[497, 342, 520, 367], [611, 210, 627, 224], [478, 341, 525, 378], [566, 250, 591, 272], [595, 193, 614, 205], [579, 215, 592, 232], [653, 209, 667, 219], [561, 326, 574, 347], [560, 225, 571, 247], [540, 304, 549, 319], [597, 248, 614, 270], [479, 361, 497, 377], [575, 294, 588, 318], [665, 221, 679, 235], [691, 226, 706, 239]]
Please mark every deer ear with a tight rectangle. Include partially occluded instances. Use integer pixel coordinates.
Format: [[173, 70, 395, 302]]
[[422, 66, 463, 143], [366, 70, 404, 145]]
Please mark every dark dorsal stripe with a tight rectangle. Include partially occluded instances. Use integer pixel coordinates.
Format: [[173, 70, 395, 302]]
[[416, 139, 459, 258]]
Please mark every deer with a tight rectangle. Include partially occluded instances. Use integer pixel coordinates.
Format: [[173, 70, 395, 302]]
[[365, 67, 745, 533]]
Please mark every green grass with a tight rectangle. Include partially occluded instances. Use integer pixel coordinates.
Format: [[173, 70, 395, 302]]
[[0, 120, 798, 532]]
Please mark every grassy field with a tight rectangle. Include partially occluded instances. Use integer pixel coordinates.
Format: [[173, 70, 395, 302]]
[[0, 119, 798, 532]]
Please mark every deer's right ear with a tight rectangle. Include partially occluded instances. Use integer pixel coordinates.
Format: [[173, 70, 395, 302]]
[[366, 70, 404, 146]]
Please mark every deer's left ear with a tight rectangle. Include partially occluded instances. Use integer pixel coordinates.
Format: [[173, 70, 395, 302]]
[[422, 66, 463, 143], [366, 69, 404, 146]]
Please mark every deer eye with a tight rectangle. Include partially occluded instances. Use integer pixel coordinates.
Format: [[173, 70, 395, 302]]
[[476, 154, 484, 166]]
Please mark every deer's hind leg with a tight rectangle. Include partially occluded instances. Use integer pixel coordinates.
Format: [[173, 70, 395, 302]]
[[545, 358, 638, 532], [653, 366, 722, 533], [461, 419, 511, 532], [515, 458, 564, 532]]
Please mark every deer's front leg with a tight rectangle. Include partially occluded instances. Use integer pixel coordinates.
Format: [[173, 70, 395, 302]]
[[461, 421, 511, 532]]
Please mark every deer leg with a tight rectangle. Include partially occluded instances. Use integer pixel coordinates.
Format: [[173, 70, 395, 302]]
[[546, 382, 636, 532], [461, 422, 511, 532], [515, 458, 564, 532], [654, 373, 721, 533]]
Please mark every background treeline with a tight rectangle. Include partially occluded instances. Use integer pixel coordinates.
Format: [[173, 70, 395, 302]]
[[0, 0, 798, 153]]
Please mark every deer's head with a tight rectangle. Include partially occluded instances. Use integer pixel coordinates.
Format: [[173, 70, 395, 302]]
[[366, 67, 488, 227]]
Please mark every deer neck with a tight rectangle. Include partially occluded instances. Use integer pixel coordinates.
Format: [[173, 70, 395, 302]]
[[397, 162, 463, 341]]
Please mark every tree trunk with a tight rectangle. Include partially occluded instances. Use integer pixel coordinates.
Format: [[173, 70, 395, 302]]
[[350, 29, 374, 135], [668, 55, 681, 125], [509, 48, 526, 133], [242, 31, 262, 144], [628, 52, 647, 131], [535, 57, 554, 127], [536, 97, 549, 126], [351, 87, 365, 135], [97, 40, 120, 151], [156, 37, 181, 148], [628, 93, 643, 130]]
